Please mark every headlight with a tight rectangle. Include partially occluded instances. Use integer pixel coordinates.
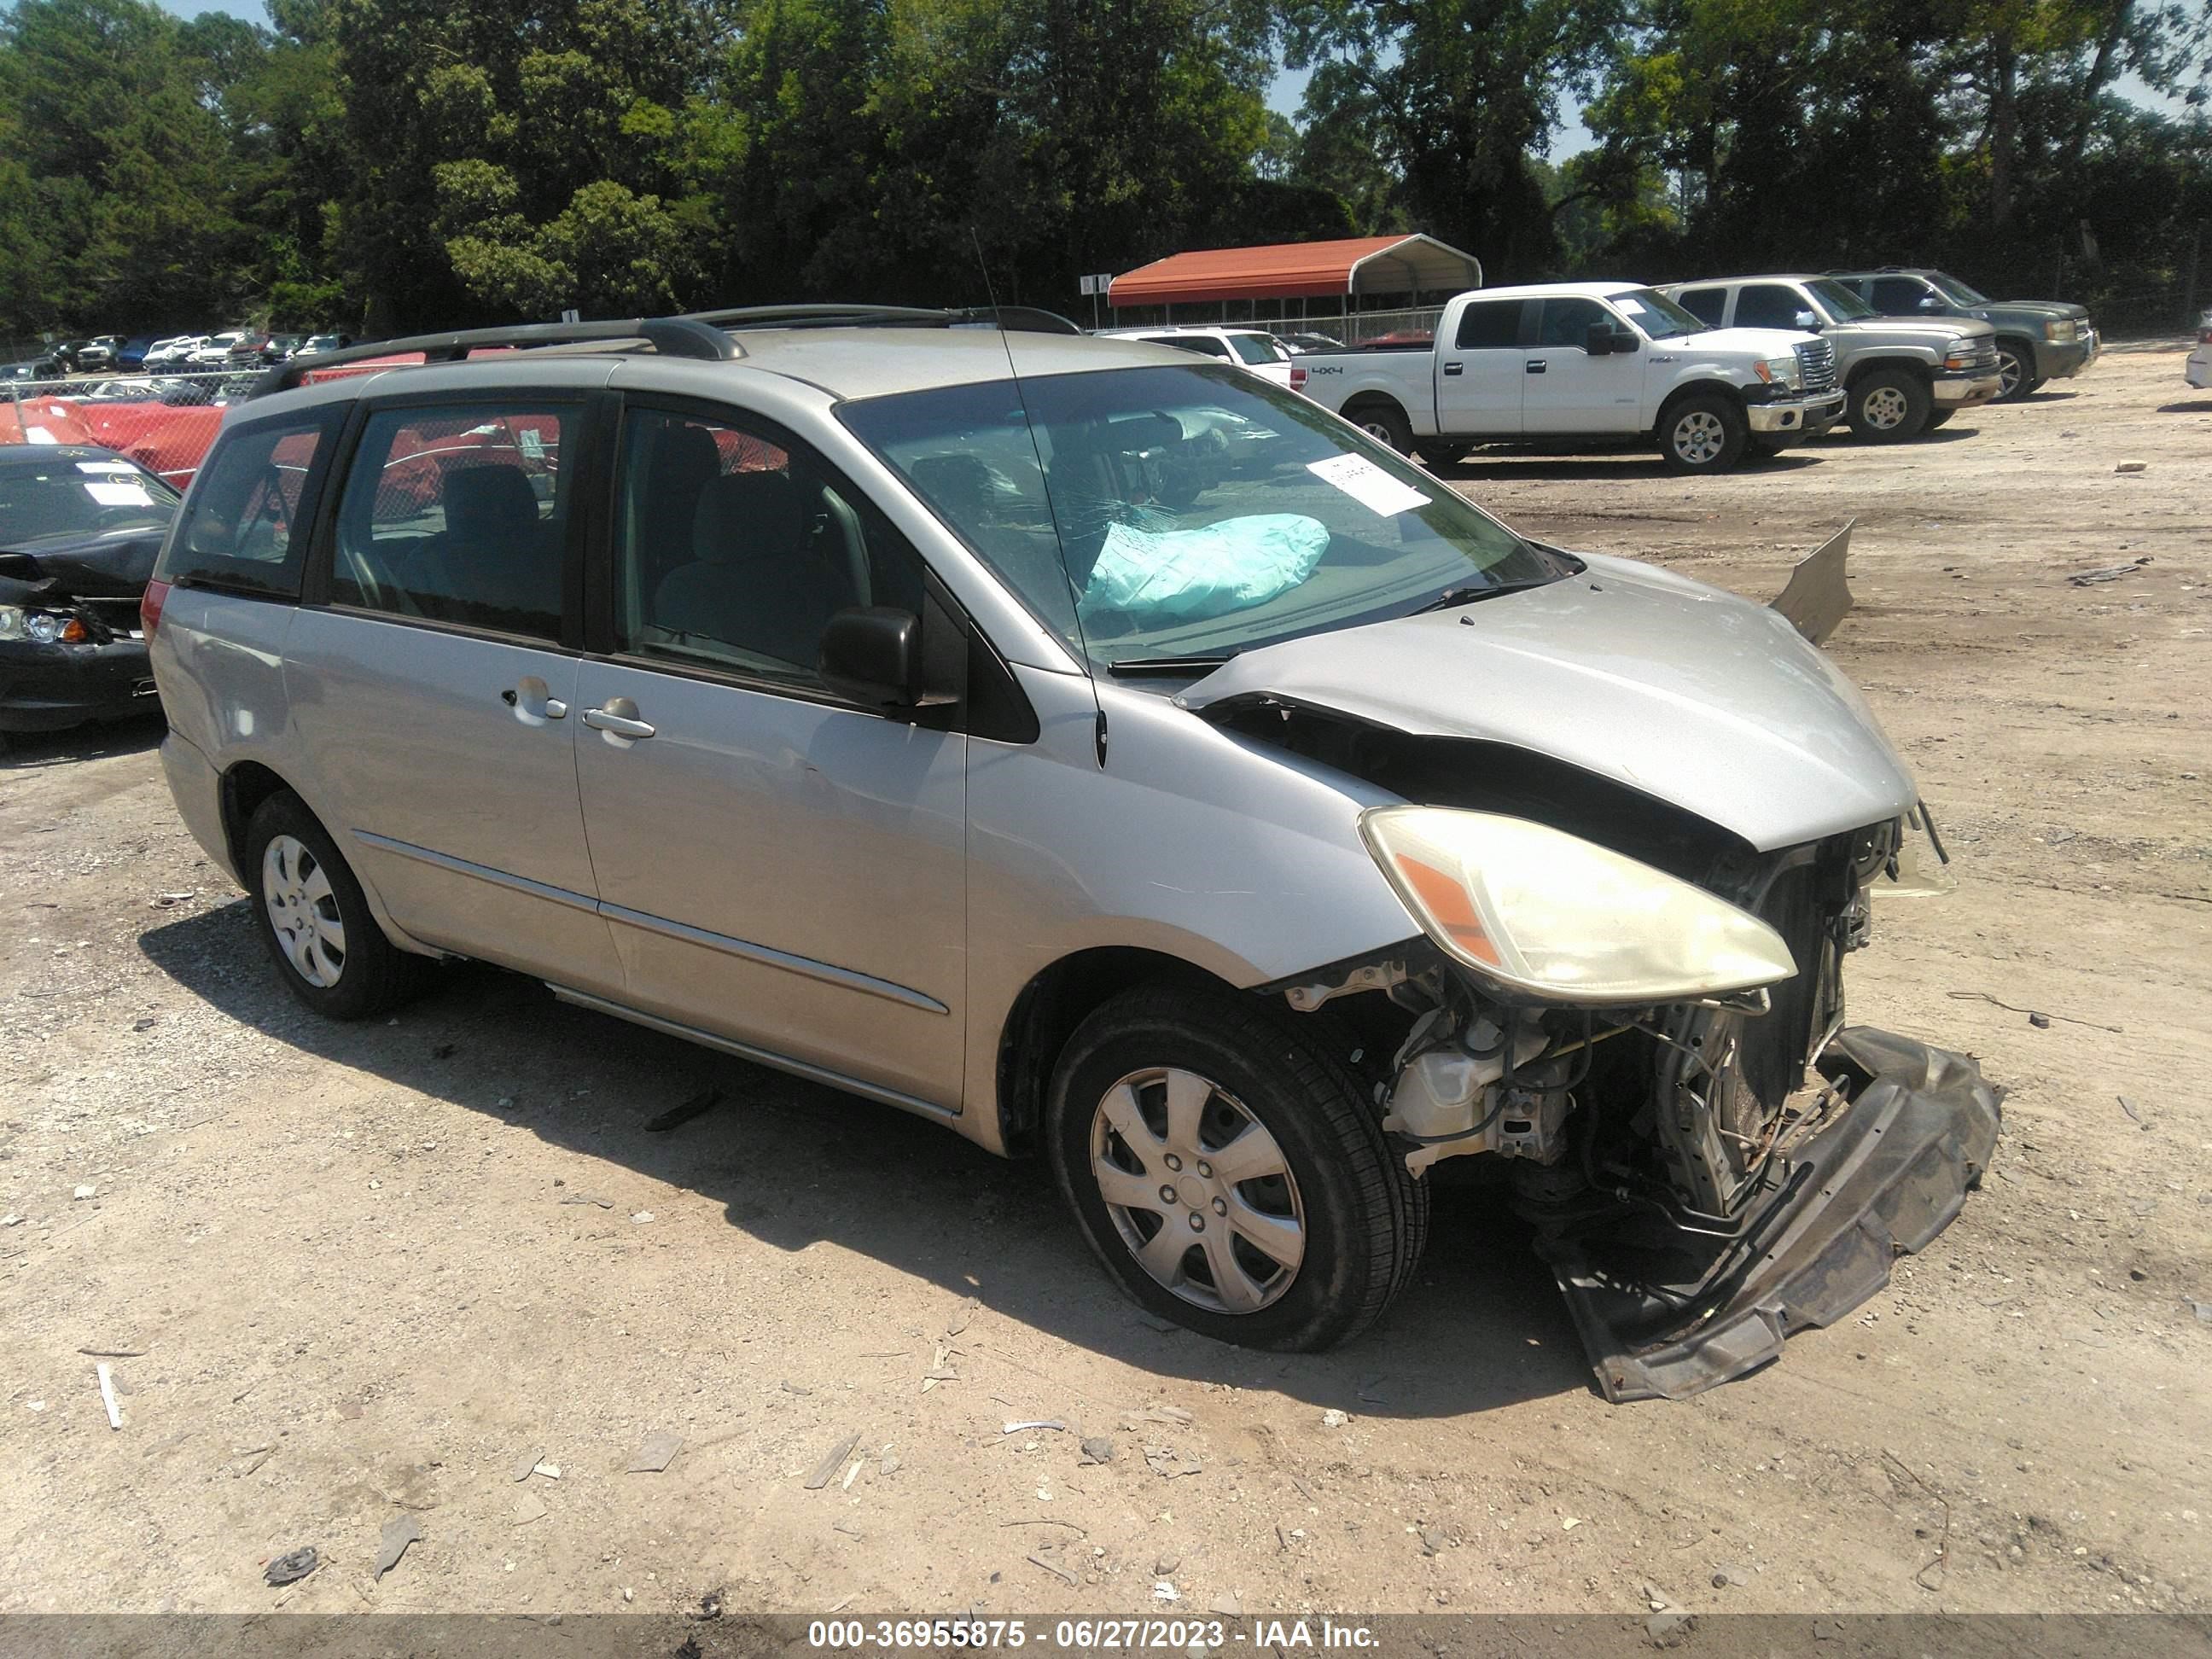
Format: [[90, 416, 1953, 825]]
[[1752, 355, 1799, 389], [0, 605, 22, 640], [25, 611, 65, 644], [1944, 343, 1981, 368], [2046, 319, 2076, 343], [1359, 806, 1798, 1004]]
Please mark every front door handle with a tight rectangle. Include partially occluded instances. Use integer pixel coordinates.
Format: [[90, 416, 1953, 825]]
[[1525, 359, 1548, 374], [1442, 361, 1464, 377], [583, 697, 655, 740], [504, 678, 568, 721]]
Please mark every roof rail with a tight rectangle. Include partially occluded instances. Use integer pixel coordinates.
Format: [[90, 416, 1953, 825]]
[[680, 303, 1083, 336], [252, 317, 738, 397]]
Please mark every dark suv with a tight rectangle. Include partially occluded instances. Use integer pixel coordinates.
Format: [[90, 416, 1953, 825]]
[[1831, 269, 2096, 401]]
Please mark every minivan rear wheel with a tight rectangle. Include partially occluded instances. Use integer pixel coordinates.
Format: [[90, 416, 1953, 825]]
[[1045, 983, 1423, 1350], [245, 791, 422, 1019]]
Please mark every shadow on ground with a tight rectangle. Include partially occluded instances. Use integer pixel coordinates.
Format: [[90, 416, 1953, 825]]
[[138, 902, 1590, 1417], [1434, 451, 1820, 482], [0, 712, 165, 770]]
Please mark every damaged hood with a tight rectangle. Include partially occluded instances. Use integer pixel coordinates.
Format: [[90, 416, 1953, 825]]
[[0, 529, 165, 599], [1180, 553, 1918, 852]]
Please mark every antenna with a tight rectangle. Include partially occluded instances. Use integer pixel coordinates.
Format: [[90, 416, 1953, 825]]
[[969, 230, 1109, 768]]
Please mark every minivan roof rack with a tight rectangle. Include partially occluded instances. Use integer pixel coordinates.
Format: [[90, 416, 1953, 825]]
[[253, 316, 739, 397], [679, 303, 1083, 335]]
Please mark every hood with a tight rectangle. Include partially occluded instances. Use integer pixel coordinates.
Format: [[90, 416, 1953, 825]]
[[1180, 554, 1918, 853], [0, 528, 166, 598], [1982, 299, 2087, 322], [1685, 325, 1814, 356], [1834, 317, 1995, 346]]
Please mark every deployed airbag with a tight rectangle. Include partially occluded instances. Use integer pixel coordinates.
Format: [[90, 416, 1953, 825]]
[[1080, 513, 1328, 623]]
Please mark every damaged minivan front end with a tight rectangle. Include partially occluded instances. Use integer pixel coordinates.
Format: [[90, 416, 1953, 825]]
[[1185, 562, 2000, 1400]]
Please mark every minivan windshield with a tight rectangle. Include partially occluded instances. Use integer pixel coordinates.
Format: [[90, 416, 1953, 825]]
[[1610, 288, 1708, 341], [841, 364, 1564, 669], [1807, 278, 1878, 320]]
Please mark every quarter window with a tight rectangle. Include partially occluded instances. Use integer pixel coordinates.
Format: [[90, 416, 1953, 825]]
[[1452, 300, 1522, 349], [158, 416, 330, 597], [329, 405, 571, 642], [613, 407, 923, 692]]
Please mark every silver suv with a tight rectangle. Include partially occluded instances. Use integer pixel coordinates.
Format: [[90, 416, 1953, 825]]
[[145, 306, 1999, 1398]]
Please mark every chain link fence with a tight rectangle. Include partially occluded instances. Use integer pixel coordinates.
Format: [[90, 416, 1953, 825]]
[[1249, 306, 1446, 347], [1, 371, 258, 490]]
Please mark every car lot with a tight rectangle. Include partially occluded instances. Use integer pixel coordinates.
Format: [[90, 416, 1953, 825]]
[[0, 341, 2204, 1621]]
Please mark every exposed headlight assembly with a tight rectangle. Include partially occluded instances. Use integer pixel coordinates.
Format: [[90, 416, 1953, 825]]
[[1359, 806, 1798, 1004], [0, 605, 22, 640], [2046, 319, 2077, 343]]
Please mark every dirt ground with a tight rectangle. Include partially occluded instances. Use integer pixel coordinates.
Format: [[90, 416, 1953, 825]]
[[2, 343, 2206, 1627]]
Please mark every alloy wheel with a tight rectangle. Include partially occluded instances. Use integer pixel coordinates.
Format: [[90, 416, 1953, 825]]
[[1997, 349, 2024, 399], [1671, 409, 1726, 466], [261, 833, 346, 988], [1090, 1067, 1306, 1314]]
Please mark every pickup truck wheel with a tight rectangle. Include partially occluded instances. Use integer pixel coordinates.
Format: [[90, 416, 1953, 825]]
[[1348, 402, 1415, 456], [1848, 368, 1931, 441], [1419, 441, 1470, 469], [1994, 341, 2038, 401], [1924, 408, 1956, 429], [1658, 393, 1748, 474], [1045, 983, 1423, 1351]]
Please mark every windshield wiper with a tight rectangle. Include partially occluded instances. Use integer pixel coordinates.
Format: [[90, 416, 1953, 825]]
[[1104, 653, 1236, 678], [1406, 580, 1547, 615]]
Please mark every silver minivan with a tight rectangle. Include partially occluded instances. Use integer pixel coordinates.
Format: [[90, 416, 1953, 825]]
[[145, 307, 1999, 1400]]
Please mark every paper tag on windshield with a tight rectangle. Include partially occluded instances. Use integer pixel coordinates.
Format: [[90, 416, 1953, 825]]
[[77, 460, 137, 474], [1306, 453, 1429, 516], [85, 481, 154, 507]]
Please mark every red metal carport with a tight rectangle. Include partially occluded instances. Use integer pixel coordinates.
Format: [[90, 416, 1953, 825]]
[[1107, 235, 1481, 312]]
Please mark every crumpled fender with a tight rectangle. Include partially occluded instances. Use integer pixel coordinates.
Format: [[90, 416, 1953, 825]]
[[1535, 1027, 2002, 1402]]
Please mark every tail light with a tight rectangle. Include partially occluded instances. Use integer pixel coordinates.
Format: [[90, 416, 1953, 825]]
[[1289, 363, 1308, 393], [140, 578, 170, 638]]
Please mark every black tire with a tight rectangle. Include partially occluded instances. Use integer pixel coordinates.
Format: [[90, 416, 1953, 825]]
[[1847, 367, 1932, 441], [1994, 340, 2039, 402], [244, 790, 425, 1019], [1924, 408, 1956, 428], [1419, 440, 1470, 469], [1656, 392, 1748, 474], [1347, 400, 1415, 456], [1045, 982, 1426, 1351], [1745, 437, 1792, 461]]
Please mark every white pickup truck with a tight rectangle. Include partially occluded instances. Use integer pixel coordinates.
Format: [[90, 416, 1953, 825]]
[[1298, 281, 1848, 474]]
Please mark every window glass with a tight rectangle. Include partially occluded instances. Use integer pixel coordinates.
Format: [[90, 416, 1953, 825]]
[[1610, 288, 1706, 339], [1225, 334, 1281, 365], [1152, 335, 1231, 359], [614, 408, 923, 690], [330, 405, 569, 641], [1674, 287, 1728, 327], [1870, 277, 1931, 314], [1452, 300, 1522, 349], [840, 364, 1568, 668], [1536, 297, 1614, 349], [1736, 283, 1811, 330], [4, 457, 178, 545], [156, 417, 325, 597], [1807, 278, 1877, 320]]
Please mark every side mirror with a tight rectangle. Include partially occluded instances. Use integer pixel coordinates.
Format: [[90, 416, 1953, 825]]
[[1586, 323, 1636, 355], [1793, 310, 1819, 331], [1917, 294, 1943, 313], [819, 607, 923, 707]]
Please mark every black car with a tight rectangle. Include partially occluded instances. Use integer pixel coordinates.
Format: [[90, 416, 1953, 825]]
[[0, 445, 181, 741]]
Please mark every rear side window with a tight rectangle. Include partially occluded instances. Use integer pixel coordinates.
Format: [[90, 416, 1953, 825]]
[[1675, 287, 1727, 327], [1453, 300, 1522, 349], [329, 405, 572, 642], [158, 416, 331, 597]]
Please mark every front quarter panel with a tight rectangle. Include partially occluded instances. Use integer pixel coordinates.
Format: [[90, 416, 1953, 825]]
[[963, 667, 1420, 1142]]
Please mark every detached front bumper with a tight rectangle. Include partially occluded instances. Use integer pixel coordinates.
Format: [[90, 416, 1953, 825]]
[[1533, 1028, 2002, 1402], [1745, 388, 1847, 437]]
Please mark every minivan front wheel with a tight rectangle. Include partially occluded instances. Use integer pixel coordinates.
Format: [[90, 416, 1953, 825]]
[[245, 791, 422, 1018], [1046, 984, 1423, 1350]]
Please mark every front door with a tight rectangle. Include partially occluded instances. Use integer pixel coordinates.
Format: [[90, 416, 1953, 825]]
[[1522, 296, 1644, 435], [1434, 296, 1527, 435], [288, 396, 622, 992], [571, 400, 968, 1110]]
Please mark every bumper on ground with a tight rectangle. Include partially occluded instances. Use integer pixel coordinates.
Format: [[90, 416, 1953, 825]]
[[1746, 390, 1847, 437], [0, 638, 160, 733], [1534, 1027, 2002, 1402]]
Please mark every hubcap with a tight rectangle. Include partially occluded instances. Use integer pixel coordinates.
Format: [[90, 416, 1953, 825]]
[[1998, 351, 2023, 398], [1861, 385, 1909, 428], [1360, 419, 1396, 445], [261, 834, 346, 988], [1672, 409, 1726, 465], [1089, 1067, 1305, 1315]]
